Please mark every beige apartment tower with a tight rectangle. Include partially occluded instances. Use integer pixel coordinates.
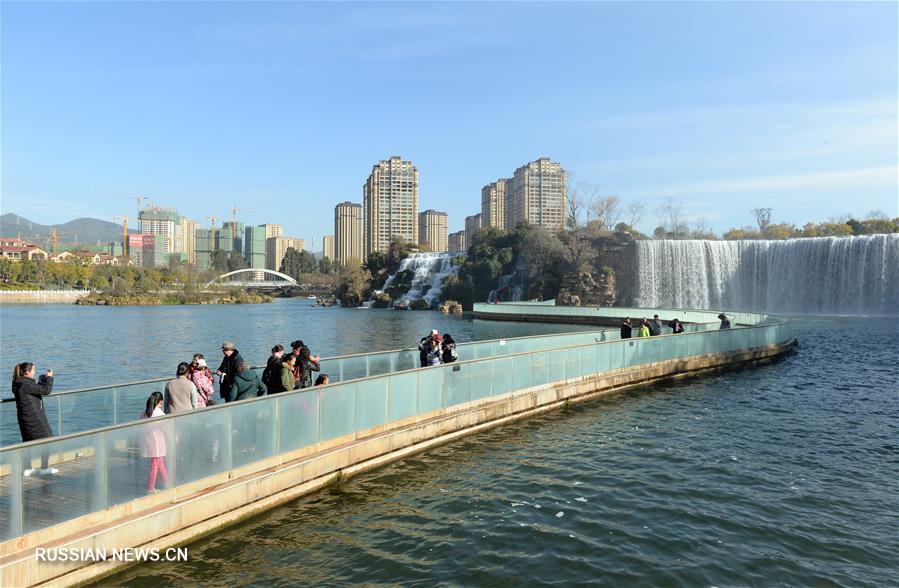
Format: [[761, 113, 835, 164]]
[[465, 213, 482, 247], [481, 179, 508, 231], [363, 156, 419, 255], [334, 201, 364, 267], [505, 157, 567, 231], [266, 236, 304, 271], [177, 218, 198, 265], [418, 210, 448, 252], [322, 235, 335, 261], [448, 230, 467, 252], [261, 224, 283, 239]]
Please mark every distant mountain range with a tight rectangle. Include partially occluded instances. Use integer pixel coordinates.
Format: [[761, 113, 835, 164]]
[[0, 213, 136, 248]]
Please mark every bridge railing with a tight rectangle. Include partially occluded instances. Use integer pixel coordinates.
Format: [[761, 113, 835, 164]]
[[0, 308, 731, 447], [0, 310, 791, 541]]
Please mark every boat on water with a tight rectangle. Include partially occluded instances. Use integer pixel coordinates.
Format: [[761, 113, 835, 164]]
[[306, 295, 317, 300]]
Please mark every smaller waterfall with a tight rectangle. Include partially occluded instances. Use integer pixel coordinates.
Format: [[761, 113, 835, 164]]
[[487, 263, 528, 302], [379, 252, 461, 308]]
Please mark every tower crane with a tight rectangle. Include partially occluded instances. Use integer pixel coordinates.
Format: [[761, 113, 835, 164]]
[[113, 216, 129, 257]]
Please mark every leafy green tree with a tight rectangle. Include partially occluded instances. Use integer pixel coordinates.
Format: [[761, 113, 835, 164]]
[[226, 250, 249, 272], [318, 257, 334, 274], [210, 250, 229, 272], [111, 276, 131, 296], [280, 247, 317, 278]]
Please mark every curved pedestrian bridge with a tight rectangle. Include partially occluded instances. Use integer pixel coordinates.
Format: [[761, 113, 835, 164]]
[[0, 303, 794, 587]]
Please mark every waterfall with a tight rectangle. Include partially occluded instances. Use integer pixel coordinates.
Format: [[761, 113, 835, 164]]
[[380, 252, 461, 308], [636, 235, 899, 315]]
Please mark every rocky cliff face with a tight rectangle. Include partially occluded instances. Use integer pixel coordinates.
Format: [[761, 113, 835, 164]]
[[556, 233, 639, 307]]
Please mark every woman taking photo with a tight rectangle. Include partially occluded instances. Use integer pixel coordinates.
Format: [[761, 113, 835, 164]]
[[12, 361, 58, 476]]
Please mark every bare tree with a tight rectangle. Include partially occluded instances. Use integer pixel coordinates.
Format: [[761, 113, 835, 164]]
[[691, 215, 716, 239], [566, 186, 586, 230], [866, 210, 888, 220], [590, 195, 621, 230], [626, 200, 646, 228], [751, 208, 773, 234], [655, 197, 688, 239]]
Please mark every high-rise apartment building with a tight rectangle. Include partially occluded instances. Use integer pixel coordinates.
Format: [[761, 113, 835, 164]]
[[266, 236, 304, 272], [448, 231, 467, 252], [322, 235, 335, 261], [418, 210, 448, 252], [196, 229, 215, 271], [334, 201, 364, 267], [261, 224, 283, 239], [177, 218, 198, 265], [505, 157, 567, 231], [481, 179, 508, 231], [139, 207, 179, 254], [465, 213, 482, 247], [220, 222, 244, 255], [244, 226, 267, 271], [363, 156, 419, 255]]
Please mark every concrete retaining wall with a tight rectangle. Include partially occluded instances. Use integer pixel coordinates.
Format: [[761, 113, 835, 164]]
[[0, 338, 796, 587], [0, 290, 89, 304]]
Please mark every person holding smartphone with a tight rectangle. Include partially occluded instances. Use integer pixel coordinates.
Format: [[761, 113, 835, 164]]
[[12, 361, 57, 476]]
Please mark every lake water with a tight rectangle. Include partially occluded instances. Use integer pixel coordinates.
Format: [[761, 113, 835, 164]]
[[91, 314, 896, 587], [0, 299, 596, 391]]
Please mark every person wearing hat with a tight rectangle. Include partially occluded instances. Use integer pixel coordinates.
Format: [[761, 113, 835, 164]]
[[717, 313, 732, 330], [216, 341, 244, 403]]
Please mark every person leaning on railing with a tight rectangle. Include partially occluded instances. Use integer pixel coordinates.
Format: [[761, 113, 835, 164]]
[[11, 361, 58, 476]]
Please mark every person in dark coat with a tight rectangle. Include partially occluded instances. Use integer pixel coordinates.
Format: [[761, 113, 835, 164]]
[[261, 345, 284, 389], [620, 318, 633, 339], [233, 362, 267, 401], [297, 346, 321, 389], [12, 361, 57, 475], [649, 315, 663, 336], [269, 355, 297, 394], [216, 341, 244, 402], [441, 334, 458, 364]]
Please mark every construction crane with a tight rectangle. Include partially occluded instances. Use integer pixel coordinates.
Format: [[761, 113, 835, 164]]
[[113, 216, 129, 257]]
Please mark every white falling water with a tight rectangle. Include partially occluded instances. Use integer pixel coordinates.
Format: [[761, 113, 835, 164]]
[[381, 252, 461, 308], [636, 235, 899, 315], [487, 271, 526, 302]]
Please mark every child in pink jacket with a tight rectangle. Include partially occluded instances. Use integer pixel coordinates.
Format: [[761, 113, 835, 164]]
[[140, 391, 168, 493]]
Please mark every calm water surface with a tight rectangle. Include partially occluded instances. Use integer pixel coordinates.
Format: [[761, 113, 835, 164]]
[[97, 315, 898, 587], [0, 299, 595, 391]]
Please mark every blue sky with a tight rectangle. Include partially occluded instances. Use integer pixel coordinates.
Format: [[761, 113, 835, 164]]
[[2, 1, 896, 246]]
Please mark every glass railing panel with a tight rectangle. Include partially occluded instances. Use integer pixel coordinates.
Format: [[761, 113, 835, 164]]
[[467, 361, 493, 401], [549, 349, 566, 382], [444, 364, 472, 408], [530, 351, 551, 386], [415, 369, 443, 415], [513, 354, 532, 391], [0, 446, 23, 540], [1, 404, 22, 447], [278, 391, 319, 452], [60, 387, 115, 437], [230, 398, 278, 469], [396, 351, 419, 372], [340, 356, 369, 382], [368, 353, 393, 378], [106, 416, 174, 507], [490, 357, 514, 397], [319, 383, 356, 442], [116, 381, 168, 427], [565, 345, 582, 379], [580, 345, 597, 377], [172, 408, 231, 486], [596, 342, 612, 374], [22, 432, 105, 534], [384, 370, 416, 422], [356, 378, 389, 430], [609, 340, 625, 371]]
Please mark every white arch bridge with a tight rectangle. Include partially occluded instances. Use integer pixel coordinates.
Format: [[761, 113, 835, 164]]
[[205, 269, 299, 289]]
